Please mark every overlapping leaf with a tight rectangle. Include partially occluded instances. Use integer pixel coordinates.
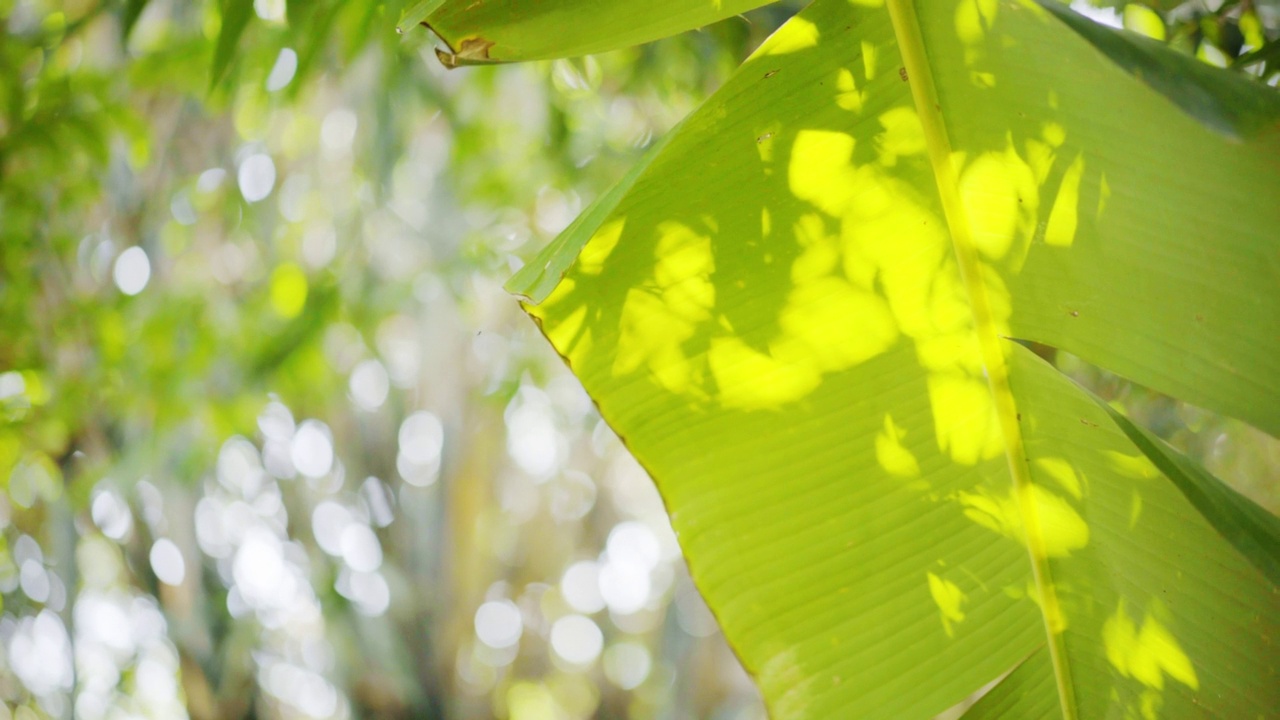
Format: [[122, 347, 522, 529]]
[[420, 0, 777, 65], [212, 0, 255, 88], [437, 0, 1280, 716]]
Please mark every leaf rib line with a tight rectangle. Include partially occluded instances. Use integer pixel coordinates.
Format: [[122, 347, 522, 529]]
[[883, 2, 1078, 718]]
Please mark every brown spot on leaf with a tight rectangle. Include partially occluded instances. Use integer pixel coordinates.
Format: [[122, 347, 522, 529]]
[[899, 67, 908, 82], [435, 36, 495, 69]]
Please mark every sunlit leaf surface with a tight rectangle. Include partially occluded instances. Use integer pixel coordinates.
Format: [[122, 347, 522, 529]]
[[506, 0, 1280, 716]]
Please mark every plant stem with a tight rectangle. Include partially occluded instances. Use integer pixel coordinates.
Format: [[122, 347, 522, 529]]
[[883, 1, 1078, 717]]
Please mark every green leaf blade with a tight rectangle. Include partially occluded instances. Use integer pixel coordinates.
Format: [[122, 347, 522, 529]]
[[513, 0, 1280, 716], [420, 0, 780, 63]]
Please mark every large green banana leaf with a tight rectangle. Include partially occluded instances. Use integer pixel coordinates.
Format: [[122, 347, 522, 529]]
[[433, 0, 1280, 716]]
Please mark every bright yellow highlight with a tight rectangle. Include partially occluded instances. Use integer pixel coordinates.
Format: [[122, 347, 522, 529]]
[[576, 219, 625, 274], [927, 572, 966, 636], [958, 483, 1088, 557], [1241, 10, 1266, 49], [776, 278, 897, 372], [958, 145, 1038, 261], [761, 15, 819, 55], [928, 374, 1002, 464], [270, 263, 308, 319], [544, 301, 588, 356], [789, 130, 857, 216], [1029, 485, 1090, 557], [612, 222, 716, 396], [1122, 4, 1166, 40], [790, 214, 840, 283], [1104, 602, 1200, 691], [1024, 140, 1054, 186], [876, 414, 920, 478], [654, 222, 716, 312], [708, 337, 820, 411], [616, 290, 697, 394], [840, 173, 949, 338], [954, 0, 998, 67], [835, 69, 864, 113], [709, 276, 898, 411], [1107, 451, 1161, 480], [506, 681, 559, 720], [910, 267, 986, 373], [876, 108, 927, 166], [1045, 155, 1085, 247], [1035, 457, 1083, 500], [1041, 122, 1066, 148], [955, 0, 997, 45]]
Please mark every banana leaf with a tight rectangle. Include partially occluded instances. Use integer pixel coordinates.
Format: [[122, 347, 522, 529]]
[[421, 0, 778, 65], [446, 0, 1280, 716]]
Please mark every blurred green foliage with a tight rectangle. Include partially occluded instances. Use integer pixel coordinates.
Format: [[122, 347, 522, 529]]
[[0, 0, 1275, 719], [1079, 0, 1280, 76]]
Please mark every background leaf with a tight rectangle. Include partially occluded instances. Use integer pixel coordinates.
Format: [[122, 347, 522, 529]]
[[422, 0, 782, 64], [121, 0, 151, 42], [211, 0, 255, 89], [1100, 399, 1280, 585]]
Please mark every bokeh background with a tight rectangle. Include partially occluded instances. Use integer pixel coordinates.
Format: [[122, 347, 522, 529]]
[[0, 1, 1275, 719]]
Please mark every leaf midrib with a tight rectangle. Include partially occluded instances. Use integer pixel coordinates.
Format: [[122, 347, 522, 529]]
[[883, 1, 1077, 717]]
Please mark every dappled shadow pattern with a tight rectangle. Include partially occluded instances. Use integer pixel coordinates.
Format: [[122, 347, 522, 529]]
[[519, 0, 1280, 717]]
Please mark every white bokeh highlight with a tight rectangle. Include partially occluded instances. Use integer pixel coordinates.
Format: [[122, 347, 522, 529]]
[[113, 246, 151, 296]]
